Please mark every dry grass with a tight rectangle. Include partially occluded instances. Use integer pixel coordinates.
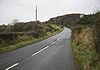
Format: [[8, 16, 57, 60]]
[[72, 26, 97, 70]]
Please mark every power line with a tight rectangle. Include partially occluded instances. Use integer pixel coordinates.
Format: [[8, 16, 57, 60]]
[[4, 0, 33, 9], [2, 0, 35, 13], [2, 0, 43, 21], [1, 0, 36, 21]]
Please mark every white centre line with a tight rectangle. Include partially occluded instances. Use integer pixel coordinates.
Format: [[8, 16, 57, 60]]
[[5, 63, 19, 70], [57, 37, 60, 40], [51, 41, 56, 45], [32, 36, 62, 56], [5, 36, 63, 70], [32, 46, 49, 56]]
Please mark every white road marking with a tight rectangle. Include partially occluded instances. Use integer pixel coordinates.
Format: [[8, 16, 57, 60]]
[[51, 37, 62, 45], [5, 63, 19, 70], [5, 36, 63, 70], [57, 37, 61, 40], [32, 46, 49, 56], [51, 41, 56, 45], [32, 36, 62, 56]]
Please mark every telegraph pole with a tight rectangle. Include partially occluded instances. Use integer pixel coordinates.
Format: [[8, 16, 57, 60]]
[[36, 5, 37, 23]]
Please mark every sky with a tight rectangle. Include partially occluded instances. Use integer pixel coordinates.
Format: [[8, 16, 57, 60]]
[[0, 0, 100, 24]]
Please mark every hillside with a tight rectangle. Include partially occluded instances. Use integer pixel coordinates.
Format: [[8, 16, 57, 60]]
[[47, 12, 100, 70], [0, 22, 63, 53], [46, 14, 85, 26], [0, 11, 99, 70], [72, 14, 100, 70]]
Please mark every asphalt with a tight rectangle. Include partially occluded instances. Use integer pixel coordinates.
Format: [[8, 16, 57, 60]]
[[0, 27, 77, 70]]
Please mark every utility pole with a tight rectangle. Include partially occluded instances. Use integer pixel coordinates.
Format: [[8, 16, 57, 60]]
[[36, 5, 37, 23]]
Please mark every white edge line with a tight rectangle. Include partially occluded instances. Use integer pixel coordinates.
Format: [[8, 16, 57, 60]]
[[32, 46, 49, 56], [5, 63, 19, 70]]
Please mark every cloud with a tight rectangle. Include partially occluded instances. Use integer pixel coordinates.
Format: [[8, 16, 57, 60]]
[[0, 0, 100, 24]]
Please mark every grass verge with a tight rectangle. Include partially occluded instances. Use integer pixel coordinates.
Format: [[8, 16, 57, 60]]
[[72, 42, 96, 70], [0, 25, 63, 54]]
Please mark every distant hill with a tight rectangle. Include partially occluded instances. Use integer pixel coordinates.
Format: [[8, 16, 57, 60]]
[[46, 13, 85, 26]]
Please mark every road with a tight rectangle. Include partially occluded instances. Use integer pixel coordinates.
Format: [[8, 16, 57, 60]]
[[0, 27, 77, 70]]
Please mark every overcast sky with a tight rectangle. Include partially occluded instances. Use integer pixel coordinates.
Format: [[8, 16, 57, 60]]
[[0, 0, 100, 24]]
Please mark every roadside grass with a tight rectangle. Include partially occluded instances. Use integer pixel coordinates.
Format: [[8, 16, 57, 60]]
[[95, 63, 100, 70], [71, 26, 100, 70], [71, 25, 100, 70], [50, 24, 63, 29], [72, 42, 96, 70], [0, 25, 63, 54]]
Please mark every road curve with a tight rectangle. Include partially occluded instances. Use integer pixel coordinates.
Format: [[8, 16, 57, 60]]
[[0, 27, 77, 70]]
